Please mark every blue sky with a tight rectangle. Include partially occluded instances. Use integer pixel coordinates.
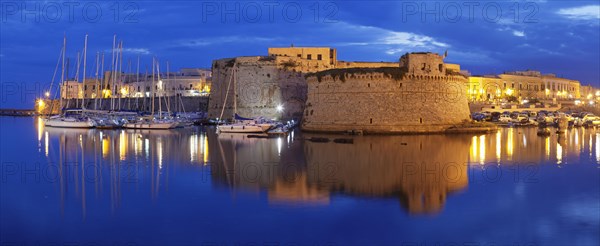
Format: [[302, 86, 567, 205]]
[[1, 0, 599, 108]]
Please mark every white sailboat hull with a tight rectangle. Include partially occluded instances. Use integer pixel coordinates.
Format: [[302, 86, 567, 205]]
[[44, 118, 95, 128], [123, 122, 177, 129], [217, 124, 271, 133]]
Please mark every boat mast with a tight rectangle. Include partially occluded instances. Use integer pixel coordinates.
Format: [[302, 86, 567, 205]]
[[94, 51, 99, 110], [166, 61, 171, 113], [47, 43, 64, 117], [99, 52, 105, 110], [217, 62, 235, 121], [118, 41, 123, 111], [110, 35, 116, 111], [127, 58, 132, 110], [143, 66, 148, 111], [75, 51, 81, 109], [65, 58, 71, 109], [156, 59, 162, 119], [151, 57, 155, 116], [60, 34, 66, 112], [233, 66, 237, 119], [136, 56, 140, 110], [82, 34, 88, 110]]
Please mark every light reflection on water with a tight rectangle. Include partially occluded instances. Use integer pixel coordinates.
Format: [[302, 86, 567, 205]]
[[1, 117, 598, 245], [31, 117, 600, 211]]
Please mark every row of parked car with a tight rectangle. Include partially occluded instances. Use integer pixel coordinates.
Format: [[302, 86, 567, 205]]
[[472, 111, 600, 127]]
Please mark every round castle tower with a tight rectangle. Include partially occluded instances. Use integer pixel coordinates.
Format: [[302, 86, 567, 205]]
[[301, 52, 473, 134]]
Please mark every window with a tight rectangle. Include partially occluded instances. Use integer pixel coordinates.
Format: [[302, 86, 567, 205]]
[[317, 54, 322, 60], [297, 54, 301, 58], [439, 64, 443, 71], [307, 54, 312, 60]]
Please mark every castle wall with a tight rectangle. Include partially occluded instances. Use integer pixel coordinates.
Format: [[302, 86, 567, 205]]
[[268, 47, 336, 66], [207, 56, 308, 120], [336, 61, 398, 69], [301, 67, 471, 133]]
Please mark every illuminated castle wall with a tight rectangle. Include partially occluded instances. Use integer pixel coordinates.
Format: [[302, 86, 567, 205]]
[[302, 52, 472, 134]]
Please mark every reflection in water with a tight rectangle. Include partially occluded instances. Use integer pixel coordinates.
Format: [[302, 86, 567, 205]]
[[36, 117, 210, 218], [302, 134, 470, 214], [507, 128, 514, 160], [496, 131, 501, 161], [34, 117, 600, 217]]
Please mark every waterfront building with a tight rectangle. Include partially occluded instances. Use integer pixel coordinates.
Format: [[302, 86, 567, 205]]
[[60, 81, 83, 99], [82, 78, 101, 98], [467, 70, 582, 102], [580, 84, 600, 100], [57, 69, 211, 100], [124, 68, 211, 98]]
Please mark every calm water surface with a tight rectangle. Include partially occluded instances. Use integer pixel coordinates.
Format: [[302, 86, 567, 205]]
[[1, 117, 599, 245]]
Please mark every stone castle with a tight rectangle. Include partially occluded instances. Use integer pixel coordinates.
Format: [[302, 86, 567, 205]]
[[208, 47, 474, 133], [302, 52, 472, 133]]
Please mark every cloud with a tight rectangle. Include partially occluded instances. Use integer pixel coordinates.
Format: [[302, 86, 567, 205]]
[[512, 31, 526, 37], [445, 50, 499, 65], [331, 22, 449, 55], [174, 36, 278, 48], [106, 48, 150, 55], [557, 5, 600, 20]]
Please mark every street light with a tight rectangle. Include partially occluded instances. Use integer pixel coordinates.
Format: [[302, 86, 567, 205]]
[[44, 91, 50, 98], [276, 104, 284, 112]]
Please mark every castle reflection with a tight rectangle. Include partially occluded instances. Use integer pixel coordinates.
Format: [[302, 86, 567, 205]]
[[35, 117, 600, 216]]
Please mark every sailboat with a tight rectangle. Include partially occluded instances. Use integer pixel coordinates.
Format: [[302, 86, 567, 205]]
[[216, 66, 273, 134], [45, 35, 96, 129], [123, 58, 176, 130], [45, 109, 96, 128]]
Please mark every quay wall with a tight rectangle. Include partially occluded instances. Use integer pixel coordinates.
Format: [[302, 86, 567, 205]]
[[56, 97, 208, 112]]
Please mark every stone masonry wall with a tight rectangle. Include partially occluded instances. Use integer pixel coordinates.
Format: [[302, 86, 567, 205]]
[[207, 56, 308, 120], [301, 68, 471, 133]]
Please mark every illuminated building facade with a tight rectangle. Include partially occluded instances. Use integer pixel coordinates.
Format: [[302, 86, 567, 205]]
[[467, 70, 582, 102], [60, 81, 83, 99]]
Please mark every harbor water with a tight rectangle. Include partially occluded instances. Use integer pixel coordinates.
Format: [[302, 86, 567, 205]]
[[1, 117, 599, 245]]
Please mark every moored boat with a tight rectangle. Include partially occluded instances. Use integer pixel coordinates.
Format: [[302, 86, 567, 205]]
[[217, 114, 273, 133], [45, 115, 95, 128], [123, 117, 177, 129]]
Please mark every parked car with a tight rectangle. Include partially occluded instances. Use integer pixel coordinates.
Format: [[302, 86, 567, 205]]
[[511, 113, 529, 123], [499, 114, 512, 123], [472, 113, 486, 122], [583, 114, 600, 126], [491, 112, 501, 122]]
